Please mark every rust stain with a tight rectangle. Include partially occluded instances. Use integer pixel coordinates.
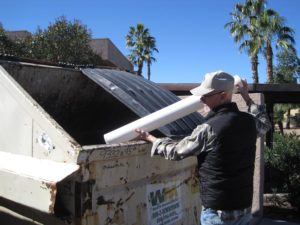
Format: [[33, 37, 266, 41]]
[[41, 181, 57, 214], [78, 180, 94, 215], [164, 187, 178, 200], [104, 217, 113, 225], [116, 198, 123, 208], [124, 191, 135, 203], [104, 208, 125, 225]]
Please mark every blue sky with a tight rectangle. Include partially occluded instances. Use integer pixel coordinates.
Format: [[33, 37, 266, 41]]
[[1, 0, 299, 84]]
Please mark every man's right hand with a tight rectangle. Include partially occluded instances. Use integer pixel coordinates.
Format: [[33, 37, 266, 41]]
[[135, 129, 157, 143]]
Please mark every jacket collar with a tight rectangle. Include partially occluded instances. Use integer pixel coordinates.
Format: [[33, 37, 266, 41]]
[[205, 102, 238, 120]]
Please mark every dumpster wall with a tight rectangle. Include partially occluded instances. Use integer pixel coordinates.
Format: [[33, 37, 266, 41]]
[[73, 142, 201, 225]]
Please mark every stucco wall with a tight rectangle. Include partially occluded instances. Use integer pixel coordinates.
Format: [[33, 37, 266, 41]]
[[89, 38, 133, 71]]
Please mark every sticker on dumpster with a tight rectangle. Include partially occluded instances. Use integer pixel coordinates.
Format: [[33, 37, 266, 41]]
[[147, 182, 182, 225], [38, 133, 55, 154]]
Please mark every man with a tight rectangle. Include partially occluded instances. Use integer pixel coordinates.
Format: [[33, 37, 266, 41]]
[[136, 71, 271, 225]]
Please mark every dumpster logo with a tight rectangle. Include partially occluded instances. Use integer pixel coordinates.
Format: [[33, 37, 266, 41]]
[[147, 183, 182, 225], [149, 187, 178, 206]]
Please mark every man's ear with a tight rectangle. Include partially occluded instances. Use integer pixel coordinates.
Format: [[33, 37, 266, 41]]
[[220, 91, 227, 100], [221, 91, 231, 102]]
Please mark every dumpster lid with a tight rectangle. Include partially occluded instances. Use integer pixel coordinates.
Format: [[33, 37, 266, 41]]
[[82, 68, 204, 137]]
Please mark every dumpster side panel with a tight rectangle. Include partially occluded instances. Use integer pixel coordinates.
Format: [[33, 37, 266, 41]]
[[0, 78, 32, 155], [77, 143, 201, 225], [0, 65, 81, 163]]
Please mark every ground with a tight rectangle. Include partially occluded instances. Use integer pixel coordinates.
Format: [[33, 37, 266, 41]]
[[263, 194, 300, 223], [263, 205, 300, 223]]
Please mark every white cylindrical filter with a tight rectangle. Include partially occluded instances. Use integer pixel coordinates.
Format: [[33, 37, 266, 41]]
[[233, 75, 243, 93], [104, 95, 202, 144]]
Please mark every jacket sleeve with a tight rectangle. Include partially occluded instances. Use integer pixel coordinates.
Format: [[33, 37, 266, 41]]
[[248, 104, 272, 136], [150, 123, 217, 161]]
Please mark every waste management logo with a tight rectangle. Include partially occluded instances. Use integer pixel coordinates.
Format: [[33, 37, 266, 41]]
[[147, 182, 182, 225]]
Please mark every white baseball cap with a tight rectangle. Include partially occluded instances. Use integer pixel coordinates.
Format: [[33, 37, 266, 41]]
[[190, 71, 234, 96]]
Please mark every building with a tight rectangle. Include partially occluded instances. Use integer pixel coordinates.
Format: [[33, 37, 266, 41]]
[[5, 30, 32, 41], [89, 38, 133, 71]]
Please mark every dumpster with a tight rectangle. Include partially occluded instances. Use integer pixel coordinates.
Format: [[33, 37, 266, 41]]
[[0, 60, 203, 225]]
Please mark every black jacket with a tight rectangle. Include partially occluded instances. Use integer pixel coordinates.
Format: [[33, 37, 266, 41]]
[[198, 103, 257, 210], [151, 102, 270, 210]]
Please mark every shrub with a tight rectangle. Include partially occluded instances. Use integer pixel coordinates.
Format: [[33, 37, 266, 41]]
[[265, 132, 300, 210]]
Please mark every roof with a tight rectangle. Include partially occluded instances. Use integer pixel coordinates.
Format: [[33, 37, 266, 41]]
[[89, 38, 133, 71], [160, 83, 300, 104]]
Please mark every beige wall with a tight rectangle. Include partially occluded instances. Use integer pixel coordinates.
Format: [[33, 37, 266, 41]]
[[90, 38, 133, 71]]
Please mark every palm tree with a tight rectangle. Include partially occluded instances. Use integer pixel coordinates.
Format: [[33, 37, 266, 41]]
[[144, 35, 158, 80], [226, 1, 296, 84], [126, 24, 149, 76], [259, 10, 296, 83], [225, 0, 265, 83], [126, 23, 158, 78]]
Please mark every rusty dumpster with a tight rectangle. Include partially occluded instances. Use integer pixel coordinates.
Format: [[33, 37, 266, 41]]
[[0, 60, 203, 225]]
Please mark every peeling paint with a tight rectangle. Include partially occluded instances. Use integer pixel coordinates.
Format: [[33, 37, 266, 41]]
[[103, 162, 125, 169], [37, 132, 55, 154], [78, 142, 150, 163], [119, 177, 128, 184], [97, 196, 114, 205], [42, 181, 57, 214], [96, 192, 136, 225]]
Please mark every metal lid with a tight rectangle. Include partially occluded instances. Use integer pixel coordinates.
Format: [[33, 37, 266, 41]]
[[82, 68, 204, 137]]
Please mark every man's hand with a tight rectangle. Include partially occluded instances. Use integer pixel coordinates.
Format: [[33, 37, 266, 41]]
[[237, 80, 254, 106], [135, 129, 157, 143]]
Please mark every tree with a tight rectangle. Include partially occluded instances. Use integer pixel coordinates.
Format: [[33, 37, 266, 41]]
[[27, 16, 102, 66], [27, 27, 48, 59], [126, 23, 158, 79], [274, 50, 300, 83], [273, 104, 286, 134], [265, 132, 300, 210], [274, 49, 300, 129], [0, 23, 18, 56], [1, 18, 102, 66], [259, 10, 296, 83], [144, 35, 158, 80], [225, 0, 265, 83], [226, 0, 296, 84]]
